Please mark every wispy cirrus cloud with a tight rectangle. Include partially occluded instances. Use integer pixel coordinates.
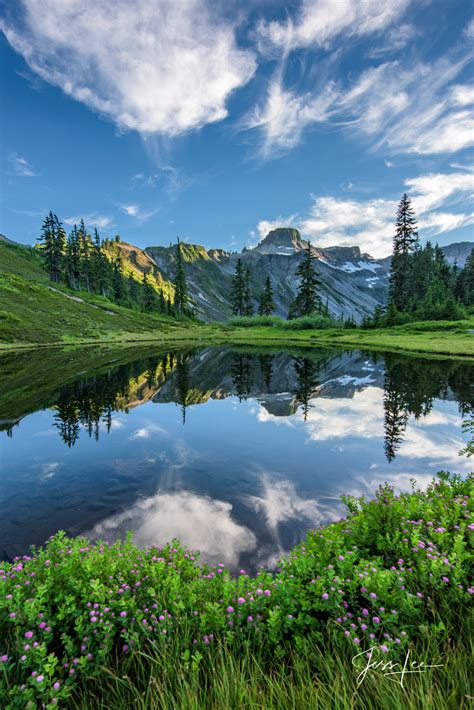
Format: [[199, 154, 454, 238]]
[[246, 53, 474, 159], [118, 203, 159, 221], [8, 152, 38, 177], [132, 165, 193, 198], [1, 0, 256, 136], [256, 0, 410, 54]]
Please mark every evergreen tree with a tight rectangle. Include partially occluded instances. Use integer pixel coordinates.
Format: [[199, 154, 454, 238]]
[[455, 249, 474, 306], [65, 225, 81, 290], [258, 276, 275, 316], [175, 353, 191, 424], [112, 255, 127, 303], [231, 352, 252, 401], [388, 194, 419, 311], [243, 267, 254, 317], [77, 219, 92, 292], [293, 356, 319, 421], [288, 242, 321, 319], [258, 354, 273, 389], [141, 273, 157, 312], [89, 228, 102, 293], [128, 276, 140, 305], [231, 259, 246, 316], [173, 238, 191, 316], [372, 304, 384, 328], [37, 211, 66, 283], [159, 289, 167, 314]]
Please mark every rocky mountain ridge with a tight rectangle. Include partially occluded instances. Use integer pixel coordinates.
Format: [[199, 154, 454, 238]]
[[6, 228, 472, 322], [145, 228, 392, 322]]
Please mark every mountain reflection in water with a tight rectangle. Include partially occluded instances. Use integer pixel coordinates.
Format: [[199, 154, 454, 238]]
[[0, 346, 472, 571]]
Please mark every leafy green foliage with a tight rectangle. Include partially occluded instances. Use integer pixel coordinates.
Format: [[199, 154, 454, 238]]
[[1, 473, 472, 707]]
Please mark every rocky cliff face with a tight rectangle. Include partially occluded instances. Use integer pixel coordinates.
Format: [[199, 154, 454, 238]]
[[146, 228, 391, 322], [439, 241, 473, 266]]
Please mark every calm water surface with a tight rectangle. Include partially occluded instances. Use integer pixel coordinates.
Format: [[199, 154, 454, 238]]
[[0, 346, 472, 572]]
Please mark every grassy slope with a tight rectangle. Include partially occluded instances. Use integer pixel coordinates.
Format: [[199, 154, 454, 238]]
[[102, 240, 174, 299], [1, 241, 473, 357], [0, 242, 205, 346]]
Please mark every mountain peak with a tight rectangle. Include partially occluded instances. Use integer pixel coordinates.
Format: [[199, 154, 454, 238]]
[[255, 227, 306, 255]]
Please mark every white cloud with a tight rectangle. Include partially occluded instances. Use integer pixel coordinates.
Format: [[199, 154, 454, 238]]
[[405, 171, 474, 213], [8, 152, 37, 177], [247, 54, 474, 158], [299, 195, 396, 257], [63, 213, 114, 230], [257, 215, 298, 241], [109, 418, 125, 430], [243, 79, 338, 157], [129, 424, 167, 440], [302, 386, 385, 441], [1, 0, 256, 136], [40, 462, 60, 481], [450, 84, 474, 106], [118, 203, 159, 221], [332, 57, 474, 156], [246, 472, 338, 534], [85, 489, 256, 568], [368, 23, 418, 57], [256, 0, 410, 53], [258, 167, 474, 257], [465, 18, 474, 40]]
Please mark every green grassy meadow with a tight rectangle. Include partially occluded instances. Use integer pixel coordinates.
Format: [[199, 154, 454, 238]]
[[1, 240, 473, 359]]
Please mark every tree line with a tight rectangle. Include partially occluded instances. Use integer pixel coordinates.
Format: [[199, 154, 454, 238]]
[[230, 241, 325, 320], [366, 194, 473, 327], [37, 212, 193, 317]]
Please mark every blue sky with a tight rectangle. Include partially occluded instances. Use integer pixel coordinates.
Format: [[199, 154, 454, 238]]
[[0, 0, 473, 257]]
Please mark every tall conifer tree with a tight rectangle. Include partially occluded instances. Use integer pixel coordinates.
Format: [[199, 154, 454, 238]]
[[37, 211, 65, 283], [231, 258, 245, 316], [388, 194, 419, 312], [258, 275, 275, 315], [288, 241, 321, 319], [173, 238, 190, 316], [243, 267, 254, 317], [141, 273, 157, 312]]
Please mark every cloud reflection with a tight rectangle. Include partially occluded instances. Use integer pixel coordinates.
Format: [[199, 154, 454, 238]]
[[246, 472, 338, 533], [84, 490, 256, 568]]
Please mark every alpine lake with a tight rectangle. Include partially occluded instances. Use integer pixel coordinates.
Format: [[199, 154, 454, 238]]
[[1, 344, 472, 573]]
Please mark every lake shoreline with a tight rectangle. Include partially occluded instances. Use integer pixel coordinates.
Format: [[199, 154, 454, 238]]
[[1, 320, 473, 359]]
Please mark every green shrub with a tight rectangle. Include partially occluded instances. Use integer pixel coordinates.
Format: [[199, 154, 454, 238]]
[[0, 473, 472, 707], [228, 315, 283, 328], [281, 314, 336, 330]]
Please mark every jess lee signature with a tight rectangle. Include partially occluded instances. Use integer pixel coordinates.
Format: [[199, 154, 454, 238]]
[[352, 646, 443, 687]]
